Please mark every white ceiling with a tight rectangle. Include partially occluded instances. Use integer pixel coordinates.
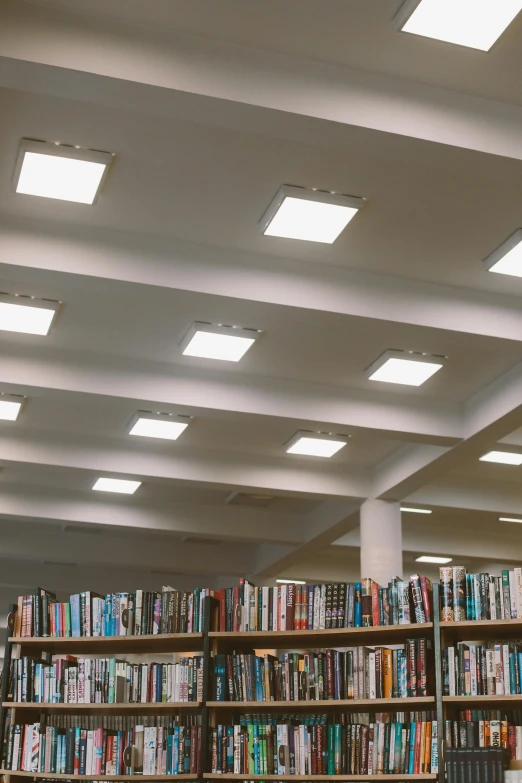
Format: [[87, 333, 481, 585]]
[[0, 0, 521, 604]]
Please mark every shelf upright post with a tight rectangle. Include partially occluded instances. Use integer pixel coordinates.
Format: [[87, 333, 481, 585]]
[[432, 583, 443, 783], [200, 595, 219, 777], [0, 604, 17, 757]]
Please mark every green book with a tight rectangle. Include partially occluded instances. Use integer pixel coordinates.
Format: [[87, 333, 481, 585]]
[[334, 724, 342, 775], [327, 724, 334, 775], [502, 570, 511, 619]]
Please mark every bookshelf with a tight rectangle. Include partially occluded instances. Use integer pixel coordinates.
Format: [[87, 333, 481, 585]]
[[0, 586, 444, 782]]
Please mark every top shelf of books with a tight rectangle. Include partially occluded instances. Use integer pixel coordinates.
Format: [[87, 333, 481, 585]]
[[11, 633, 205, 654]]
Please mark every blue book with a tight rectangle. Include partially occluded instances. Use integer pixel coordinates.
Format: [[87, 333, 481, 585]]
[[226, 727, 234, 771], [254, 656, 263, 702], [408, 723, 416, 773], [172, 726, 179, 774], [70, 594, 81, 638], [394, 723, 402, 773], [509, 653, 516, 695], [253, 723, 260, 774], [354, 582, 362, 627], [518, 652, 522, 693], [166, 731, 173, 774]]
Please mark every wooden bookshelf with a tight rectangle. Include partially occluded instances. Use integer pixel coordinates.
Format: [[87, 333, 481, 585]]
[[203, 774, 438, 781], [209, 622, 433, 650], [440, 618, 522, 641], [3, 701, 201, 712], [443, 694, 522, 704], [0, 772, 197, 781], [10, 633, 204, 654], [206, 696, 435, 711]]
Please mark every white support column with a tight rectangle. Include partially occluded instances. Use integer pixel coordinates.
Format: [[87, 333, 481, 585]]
[[360, 499, 403, 584]]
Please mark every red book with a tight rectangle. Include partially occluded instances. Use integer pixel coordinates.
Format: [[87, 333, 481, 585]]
[[371, 581, 380, 626], [94, 728, 103, 775], [190, 726, 197, 773], [196, 726, 202, 773], [277, 586, 282, 631], [219, 590, 226, 632], [50, 603, 56, 637], [419, 576, 433, 622], [316, 725, 323, 774], [413, 723, 422, 774], [106, 735, 113, 775]]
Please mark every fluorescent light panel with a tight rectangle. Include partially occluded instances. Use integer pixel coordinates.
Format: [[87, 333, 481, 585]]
[[367, 350, 444, 387], [0, 294, 59, 335], [395, 0, 522, 51], [261, 185, 364, 244], [93, 478, 141, 494], [14, 139, 113, 204], [483, 229, 522, 277], [0, 395, 24, 421], [180, 322, 260, 362], [480, 450, 522, 465], [276, 579, 306, 585], [401, 507, 432, 515], [285, 431, 348, 458], [499, 517, 522, 523], [129, 412, 190, 441], [416, 555, 452, 564]]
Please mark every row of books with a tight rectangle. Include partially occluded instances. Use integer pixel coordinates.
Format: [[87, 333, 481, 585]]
[[445, 747, 511, 783], [213, 640, 434, 702], [440, 566, 522, 622], [210, 718, 438, 775], [15, 586, 214, 637], [11, 655, 204, 704], [442, 641, 522, 696], [445, 713, 522, 757], [2, 716, 202, 776], [219, 575, 433, 631]]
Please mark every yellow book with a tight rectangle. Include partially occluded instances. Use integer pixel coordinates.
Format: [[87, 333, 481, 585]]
[[382, 649, 393, 698]]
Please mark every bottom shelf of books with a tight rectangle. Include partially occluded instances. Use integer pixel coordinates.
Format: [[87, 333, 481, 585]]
[[0, 713, 202, 778]]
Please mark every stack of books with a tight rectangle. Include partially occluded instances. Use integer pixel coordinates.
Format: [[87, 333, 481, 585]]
[[15, 586, 216, 637], [445, 709, 522, 757], [440, 566, 522, 621], [210, 714, 438, 775], [2, 715, 201, 776], [443, 641, 522, 696], [213, 640, 434, 702], [12, 655, 204, 704], [219, 574, 433, 632]]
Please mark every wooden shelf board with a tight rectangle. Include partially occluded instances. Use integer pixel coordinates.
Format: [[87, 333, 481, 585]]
[[440, 619, 522, 630], [4, 702, 201, 711], [9, 633, 204, 653], [443, 695, 522, 703], [209, 624, 433, 647], [203, 774, 437, 781], [207, 697, 435, 710], [0, 772, 197, 781]]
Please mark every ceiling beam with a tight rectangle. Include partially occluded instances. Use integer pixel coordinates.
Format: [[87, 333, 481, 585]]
[[0, 485, 305, 544], [0, 430, 368, 499], [3, 218, 522, 345], [0, 343, 461, 445], [2, 0, 522, 161], [408, 476, 522, 517]]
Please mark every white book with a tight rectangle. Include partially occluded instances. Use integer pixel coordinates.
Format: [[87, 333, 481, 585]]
[[490, 720, 501, 747], [234, 725, 241, 774], [473, 577, 481, 620], [86, 730, 94, 777], [261, 586, 269, 631], [516, 726, 522, 760], [280, 585, 287, 631], [499, 579, 505, 619], [313, 585, 321, 630], [509, 571, 518, 619], [515, 568, 522, 618], [148, 726, 156, 775], [23, 723, 32, 771], [489, 580, 497, 620], [299, 725, 305, 775], [272, 587, 278, 632], [494, 644, 504, 695], [368, 651, 376, 698], [448, 647, 456, 696], [479, 721, 485, 747], [503, 643, 511, 694], [470, 646, 477, 696], [319, 584, 326, 629], [388, 727, 395, 773], [431, 722, 438, 774], [486, 649, 495, 696]]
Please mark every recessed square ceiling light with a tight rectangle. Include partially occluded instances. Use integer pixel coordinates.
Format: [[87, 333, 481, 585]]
[[260, 185, 364, 244], [0, 293, 60, 336], [276, 579, 306, 585], [367, 350, 444, 387], [180, 322, 261, 362], [479, 450, 522, 465], [14, 139, 113, 204], [483, 229, 522, 277], [416, 555, 452, 564], [92, 478, 141, 494], [401, 507, 432, 514], [129, 411, 190, 441], [499, 517, 522, 523], [285, 430, 349, 458], [0, 394, 25, 421], [394, 0, 522, 51]]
